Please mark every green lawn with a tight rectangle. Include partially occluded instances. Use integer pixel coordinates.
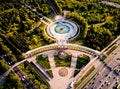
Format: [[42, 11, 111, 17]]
[[76, 55, 90, 69], [100, 55, 107, 61], [54, 55, 71, 67], [46, 70, 53, 78], [36, 55, 50, 69], [74, 70, 80, 77], [71, 38, 86, 46], [106, 45, 117, 55]]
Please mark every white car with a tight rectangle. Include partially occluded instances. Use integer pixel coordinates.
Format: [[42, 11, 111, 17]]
[[69, 81, 74, 88]]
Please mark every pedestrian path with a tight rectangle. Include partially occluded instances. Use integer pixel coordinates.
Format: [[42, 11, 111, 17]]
[[43, 16, 52, 22], [40, 18, 49, 25], [24, 3, 52, 25], [48, 53, 56, 68], [102, 1, 120, 8], [70, 55, 77, 68], [47, 53, 56, 80], [63, 11, 68, 19], [49, 67, 75, 89]]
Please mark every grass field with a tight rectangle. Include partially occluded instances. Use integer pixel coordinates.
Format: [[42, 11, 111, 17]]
[[36, 55, 50, 69]]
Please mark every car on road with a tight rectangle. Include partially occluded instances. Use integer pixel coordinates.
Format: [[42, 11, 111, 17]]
[[69, 81, 75, 88], [100, 79, 103, 83]]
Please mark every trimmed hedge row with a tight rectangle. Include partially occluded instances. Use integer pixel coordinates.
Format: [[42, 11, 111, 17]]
[[24, 61, 50, 88]]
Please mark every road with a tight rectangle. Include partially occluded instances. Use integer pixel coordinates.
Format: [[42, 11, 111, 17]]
[[0, 43, 119, 88], [47, 0, 59, 15], [76, 66, 98, 89], [13, 67, 34, 89], [0, 40, 111, 86], [0, 59, 27, 82], [76, 58, 106, 89], [0, 49, 54, 83], [102, 1, 120, 8], [0, 49, 47, 82], [0, 50, 58, 83], [80, 45, 120, 89], [24, 3, 52, 24]]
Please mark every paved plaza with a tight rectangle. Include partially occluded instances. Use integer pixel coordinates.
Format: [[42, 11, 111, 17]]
[[28, 49, 94, 89]]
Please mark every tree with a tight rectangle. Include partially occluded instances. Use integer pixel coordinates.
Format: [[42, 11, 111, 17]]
[[66, 12, 88, 38], [86, 26, 113, 50], [2, 72, 25, 89], [0, 58, 10, 74]]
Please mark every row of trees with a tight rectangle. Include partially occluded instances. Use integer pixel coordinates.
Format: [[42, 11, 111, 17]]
[[19, 61, 50, 89], [0, 72, 26, 89], [25, 0, 52, 15], [49, 0, 62, 15], [66, 12, 88, 38], [86, 25, 113, 50], [0, 6, 39, 33], [0, 0, 52, 88], [8, 33, 29, 52], [0, 36, 17, 61], [0, 57, 10, 75], [0, 0, 53, 61], [0, 33, 24, 61]]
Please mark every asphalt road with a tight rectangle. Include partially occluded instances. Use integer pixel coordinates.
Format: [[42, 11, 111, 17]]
[[102, 1, 120, 8], [13, 67, 34, 89], [82, 45, 120, 89]]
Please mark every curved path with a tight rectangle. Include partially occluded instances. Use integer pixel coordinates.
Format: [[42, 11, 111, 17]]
[[1, 40, 119, 88], [24, 43, 100, 58], [47, 0, 59, 15], [24, 3, 52, 25], [0, 42, 100, 84], [102, 1, 120, 8], [0, 50, 53, 83], [0, 59, 26, 83]]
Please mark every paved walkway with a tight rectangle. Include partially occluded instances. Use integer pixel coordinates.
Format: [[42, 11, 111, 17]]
[[24, 3, 52, 25], [49, 67, 74, 89], [44, 16, 52, 22], [0, 47, 112, 88], [49, 49, 93, 89], [40, 18, 49, 25], [102, 1, 120, 8], [71, 56, 77, 68], [0, 49, 103, 88], [48, 51, 56, 68], [25, 43, 100, 58], [47, 0, 59, 15], [63, 11, 68, 19]]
